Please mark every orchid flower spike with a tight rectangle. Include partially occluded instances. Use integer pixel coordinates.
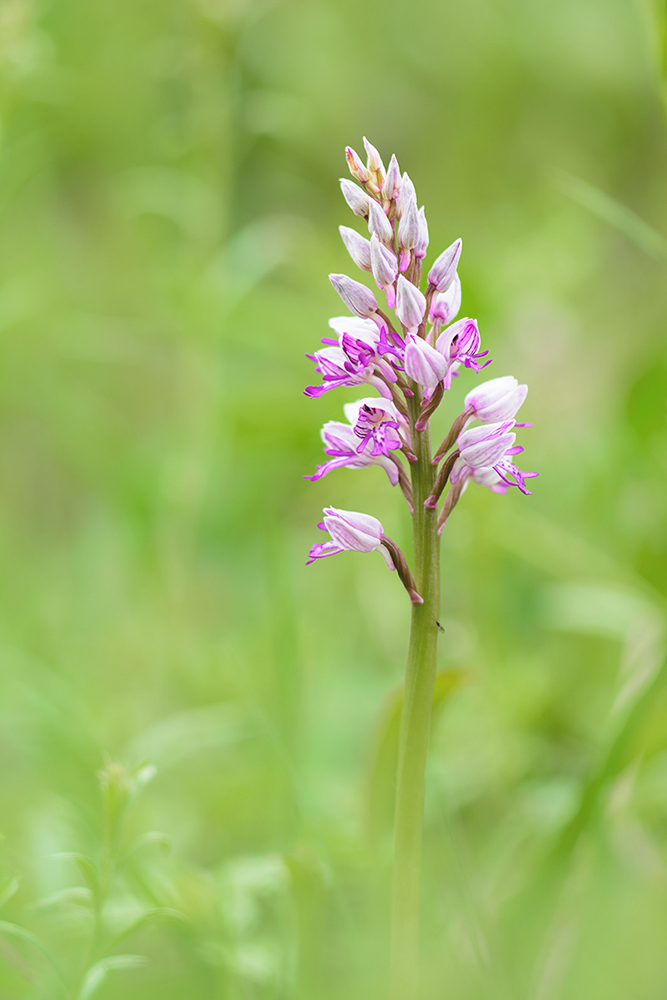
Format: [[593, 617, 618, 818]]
[[306, 141, 535, 599], [304, 141, 537, 984]]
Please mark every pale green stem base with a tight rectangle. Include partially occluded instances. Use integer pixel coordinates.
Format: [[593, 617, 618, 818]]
[[389, 393, 441, 1000]]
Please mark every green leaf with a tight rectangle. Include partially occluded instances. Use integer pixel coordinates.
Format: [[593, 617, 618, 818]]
[[77, 954, 145, 1000], [557, 170, 667, 264]]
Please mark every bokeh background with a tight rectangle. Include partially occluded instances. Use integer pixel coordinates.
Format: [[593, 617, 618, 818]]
[[0, 0, 666, 997]]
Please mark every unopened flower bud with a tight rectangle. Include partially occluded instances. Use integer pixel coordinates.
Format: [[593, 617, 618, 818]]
[[404, 332, 449, 389], [340, 179, 371, 218], [428, 239, 462, 292], [339, 226, 372, 272], [397, 198, 419, 251], [464, 376, 528, 423], [382, 154, 401, 201], [415, 207, 429, 259], [370, 235, 398, 307], [363, 137, 385, 181], [396, 173, 416, 218], [368, 199, 393, 246], [329, 273, 378, 318], [395, 274, 426, 329], [346, 146, 371, 183], [429, 274, 461, 325]]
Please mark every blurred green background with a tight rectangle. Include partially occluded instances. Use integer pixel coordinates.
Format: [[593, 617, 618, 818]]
[[0, 0, 666, 997]]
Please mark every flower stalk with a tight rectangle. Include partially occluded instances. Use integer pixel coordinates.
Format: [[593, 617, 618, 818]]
[[389, 388, 441, 1000], [303, 138, 537, 998]]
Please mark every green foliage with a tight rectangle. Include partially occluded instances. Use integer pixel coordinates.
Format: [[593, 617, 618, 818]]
[[0, 0, 666, 996]]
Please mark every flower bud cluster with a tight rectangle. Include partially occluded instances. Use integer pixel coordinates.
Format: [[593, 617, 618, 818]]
[[304, 140, 537, 597]]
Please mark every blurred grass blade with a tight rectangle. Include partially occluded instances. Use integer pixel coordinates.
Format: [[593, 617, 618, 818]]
[[503, 651, 667, 992], [27, 887, 93, 913], [641, 0, 667, 114], [363, 670, 464, 841], [107, 909, 187, 950], [128, 703, 249, 770], [50, 854, 100, 898], [557, 170, 667, 263], [77, 955, 145, 1000], [553, 650, 667, 861], [0, 921, 68, 993], [122, 831, 172, 863], [0, 876, 20, 910]]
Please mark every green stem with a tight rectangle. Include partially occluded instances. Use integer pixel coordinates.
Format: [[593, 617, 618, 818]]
[[389, 391, 441, 1000]]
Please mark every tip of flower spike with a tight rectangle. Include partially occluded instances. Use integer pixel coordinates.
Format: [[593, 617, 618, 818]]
[[346, 146, 370, 183], [362, 136, 385, 178]]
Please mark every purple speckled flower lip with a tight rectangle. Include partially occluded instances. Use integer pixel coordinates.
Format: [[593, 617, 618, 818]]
[[304, 398, 405, 486], [302, 138, 537, 601]]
